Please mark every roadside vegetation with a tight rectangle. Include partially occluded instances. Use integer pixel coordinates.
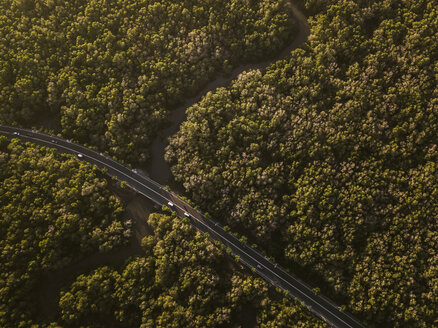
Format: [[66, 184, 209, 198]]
[[2, 0, 437, 326], [58, 212, 324, 328], [0, 0, 297, 164], [166, 0, 438, 326], [0, 138, 324, 327], [0, 136, 131, 327]]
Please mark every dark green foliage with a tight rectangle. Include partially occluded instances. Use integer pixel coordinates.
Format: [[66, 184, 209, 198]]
[[0, 0, 296, 164], [166, 0, 437, 326], [0, 136, 130, 327], [58, 213, 323, 328], [259, 298, 325, 328], [0, 138, 320, 327]]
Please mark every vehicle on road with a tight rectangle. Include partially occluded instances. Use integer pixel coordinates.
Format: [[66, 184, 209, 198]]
[[51, 139, 57, 143], [0, 125, 367, 328]]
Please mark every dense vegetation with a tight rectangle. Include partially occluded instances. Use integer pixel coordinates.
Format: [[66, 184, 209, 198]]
[[58, 213, 324, 328], [0, 136, 130, 327], [0, 0, 297, 164], [166, 0, 438, 326], [2, 0, 437, 326], [0, 138, 323, 327]]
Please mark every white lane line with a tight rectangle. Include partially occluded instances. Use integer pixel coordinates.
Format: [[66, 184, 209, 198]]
[[208, 219, 316, 295], [4, 129, 168, 207], [1, 125, 163, 190], [48, 136, 164, 190], [2, 129, 360, 328], [13, 133, 168, 205], [183, 212, 356, 327]]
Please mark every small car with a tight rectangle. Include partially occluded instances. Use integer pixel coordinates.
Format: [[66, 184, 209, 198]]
[[257, 264, 263, 270], [184, 212, 190, 218], [13, 132, 19, 135], [167, 201, 174, 207], [77, 153, 84, 158]]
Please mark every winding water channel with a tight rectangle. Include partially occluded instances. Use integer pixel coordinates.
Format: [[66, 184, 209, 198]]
[[35, 2, 311, 321], [145, 2, 310, 187]]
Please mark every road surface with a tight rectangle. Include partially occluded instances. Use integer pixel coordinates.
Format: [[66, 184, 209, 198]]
[[0, 124, 366, 328]]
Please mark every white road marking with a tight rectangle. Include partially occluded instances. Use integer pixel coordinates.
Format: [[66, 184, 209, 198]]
[[0, 127, 363, 328]]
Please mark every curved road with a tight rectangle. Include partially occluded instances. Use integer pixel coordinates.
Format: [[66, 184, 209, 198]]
[[0, 125, 366, 328]]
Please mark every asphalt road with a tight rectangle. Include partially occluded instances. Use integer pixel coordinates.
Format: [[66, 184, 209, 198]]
[[0, 124, 366, 328]]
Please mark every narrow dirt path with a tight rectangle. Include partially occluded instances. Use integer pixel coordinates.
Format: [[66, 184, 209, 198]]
[[145, 2, 310, 187]]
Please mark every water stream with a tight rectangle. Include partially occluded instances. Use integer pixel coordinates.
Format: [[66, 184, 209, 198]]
[[144, 3, 310, 188]]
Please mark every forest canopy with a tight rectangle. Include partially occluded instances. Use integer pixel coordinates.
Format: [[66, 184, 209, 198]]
[[0, 136, 130, 327], [57, 212, 324, 328], [0, 146, 325, 328], [0, 0, 297, 164], [0, 137, 324, 327], [166, 0, 438, 326], [2, 0, 437, 326]]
